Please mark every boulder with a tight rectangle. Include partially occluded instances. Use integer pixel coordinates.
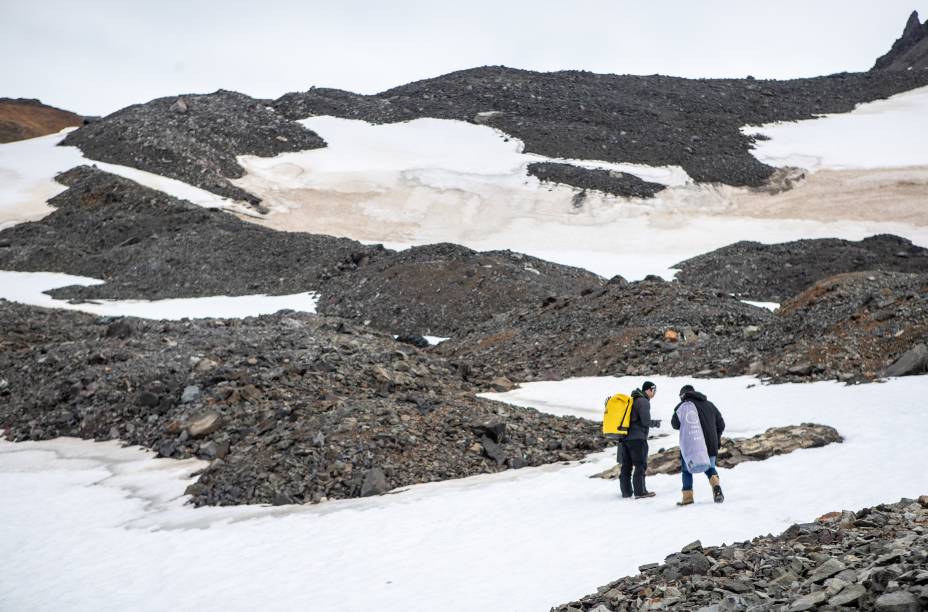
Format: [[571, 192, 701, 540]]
[[188, 412, 221, 438], [884, 344, 928, 377], [360, 468, 389, 497]]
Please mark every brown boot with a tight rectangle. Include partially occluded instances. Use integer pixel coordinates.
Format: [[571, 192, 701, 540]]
[[710, 475, 724, 503], [677, 490, 694, 506]]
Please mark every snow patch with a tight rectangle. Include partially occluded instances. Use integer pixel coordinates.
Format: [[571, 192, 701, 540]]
[[0, 270, 317, 320], [740, 300, 780, 311], [745, 85, 928, 171]]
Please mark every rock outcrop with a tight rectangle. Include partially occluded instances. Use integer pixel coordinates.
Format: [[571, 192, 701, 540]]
[[872, 11, 928, 72], [527, 162, 666, 199], [553, 497, 928, 612], [595, 424, 843, 480]]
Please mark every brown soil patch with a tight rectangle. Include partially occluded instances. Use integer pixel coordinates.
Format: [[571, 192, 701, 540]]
[[0, 99, 82, 143]]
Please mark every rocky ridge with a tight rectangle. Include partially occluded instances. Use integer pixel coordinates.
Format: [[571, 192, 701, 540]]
[[553, 496, 928, 612], [60, 90, 325, 206], [0, 98, 83, 143], [527, 162, 667, 199], [0, 300, 608, 506], [273, 66, 928, 190], [316, 242, 604, 336], [673, 235, 928, 303], [873, 11, 928, 71], [58, 61, 928, 203]]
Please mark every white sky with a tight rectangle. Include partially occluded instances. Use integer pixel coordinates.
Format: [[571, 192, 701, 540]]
[[2, 1, 926, 116]]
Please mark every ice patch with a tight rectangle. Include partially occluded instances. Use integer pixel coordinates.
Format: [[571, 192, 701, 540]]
[[0, 270, 317, 319]]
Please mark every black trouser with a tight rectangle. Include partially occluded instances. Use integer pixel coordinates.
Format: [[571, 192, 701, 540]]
[[618, 439, 649, 497]]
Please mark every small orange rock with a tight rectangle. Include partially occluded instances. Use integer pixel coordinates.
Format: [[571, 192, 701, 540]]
[[664, 329, 679, 342]]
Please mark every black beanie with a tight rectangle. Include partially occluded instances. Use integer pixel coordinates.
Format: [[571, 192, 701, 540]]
[[642, 381, 656, 392], [679, 384, 695, 398]]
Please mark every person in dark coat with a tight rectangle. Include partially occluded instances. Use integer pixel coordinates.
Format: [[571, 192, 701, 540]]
[[671, 384, 726, 505], [619, 380, 660, 499]]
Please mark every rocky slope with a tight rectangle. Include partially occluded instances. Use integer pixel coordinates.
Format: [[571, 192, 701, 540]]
[[0, 98, 83, 143], [873, 10, 928, 71], [0, 166, 381, 300], [274, 67, 928, 190], [436, 269, 928, 385], [0, 168, 599, 336], [0, 300, 608, 506], [316, 242, 603, 336], [60, 90, 325, 207], [756, 271, 928, 383], [673, 235, 928, 302], [553, 496, 928, 612], [434, 278, 777, 382]]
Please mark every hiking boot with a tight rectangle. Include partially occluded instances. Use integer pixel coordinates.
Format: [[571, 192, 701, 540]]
[[710, 475, 724, 503], [621, 494, 633, 499], [677, 490, 694, 506], [634, 491, 656, 499]]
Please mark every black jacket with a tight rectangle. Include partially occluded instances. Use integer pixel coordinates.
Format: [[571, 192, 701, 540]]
[[671, 390, 726, 456], [626, 389, 652, 442]]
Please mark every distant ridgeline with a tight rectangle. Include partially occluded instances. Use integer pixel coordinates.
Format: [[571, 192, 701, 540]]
[[54, 12, 928, 204]]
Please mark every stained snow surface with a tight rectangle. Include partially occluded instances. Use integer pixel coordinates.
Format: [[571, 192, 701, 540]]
[[2, 375, 926, 612]]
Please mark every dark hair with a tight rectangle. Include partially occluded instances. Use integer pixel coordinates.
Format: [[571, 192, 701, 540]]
[[642, 381, 656, 392], [679, 384, 695, 398]]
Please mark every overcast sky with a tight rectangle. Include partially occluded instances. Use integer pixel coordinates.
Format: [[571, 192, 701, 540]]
[[2, 1, 926, 115]]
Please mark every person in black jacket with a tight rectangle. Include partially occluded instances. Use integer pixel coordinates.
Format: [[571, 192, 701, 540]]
[[671, 384, 726, 505], [619, 381, 660, 499]]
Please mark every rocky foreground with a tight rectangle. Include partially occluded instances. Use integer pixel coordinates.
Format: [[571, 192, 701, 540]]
[[0, 300, 607, 506], [553, 496, 928, 612]]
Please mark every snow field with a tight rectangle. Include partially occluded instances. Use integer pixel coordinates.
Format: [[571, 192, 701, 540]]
[[2, 375, 926, 612]]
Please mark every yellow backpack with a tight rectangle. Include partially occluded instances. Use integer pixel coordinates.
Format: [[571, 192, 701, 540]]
[[602, 393, 634, 438]]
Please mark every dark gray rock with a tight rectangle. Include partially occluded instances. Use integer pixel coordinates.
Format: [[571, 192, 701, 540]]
[[180, 385, 201, 404], [360, 468, 389, 497], [885, 344, 928, 377], [874, 591, 920, 612]]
